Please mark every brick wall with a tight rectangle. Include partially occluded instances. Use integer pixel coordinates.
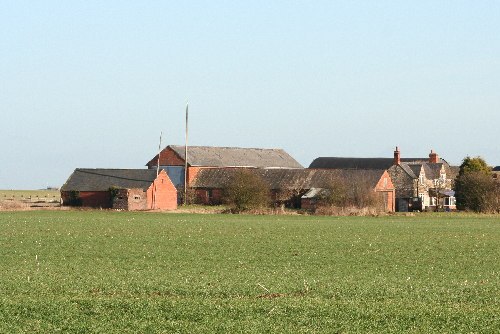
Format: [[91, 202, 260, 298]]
[[147, 147, 185, 168], [146, 170, 177, 210], [111, 188, 148, 211], [68, 191, 111, 208], [126, 189, 148, 211], [194, 188, 223, 205], [373, 170, 396, 212]]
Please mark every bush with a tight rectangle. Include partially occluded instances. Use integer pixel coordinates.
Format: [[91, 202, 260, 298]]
[[222, 169, 270, 213], [320, 175, 381, 210], [455, 171, 499, 213], [454, 156, 500, 213]]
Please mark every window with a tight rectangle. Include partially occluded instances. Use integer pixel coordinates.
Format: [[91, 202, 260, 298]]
[[444, 197, 456, 206], [383, 178, 388, 188], [134, 195, 141, 200], [419, 174, 424, 184]]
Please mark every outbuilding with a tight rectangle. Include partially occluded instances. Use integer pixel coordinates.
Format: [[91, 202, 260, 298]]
[[61, 169, 177, 210]]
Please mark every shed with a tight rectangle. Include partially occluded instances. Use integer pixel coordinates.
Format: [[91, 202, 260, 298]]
[[61, 169, 177, 210]]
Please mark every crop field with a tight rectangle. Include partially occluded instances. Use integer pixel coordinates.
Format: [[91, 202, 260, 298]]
[[0, 211, 499, 333], [0, 189, 60, 200]]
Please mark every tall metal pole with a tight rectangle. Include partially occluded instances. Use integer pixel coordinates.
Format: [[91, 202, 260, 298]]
[[156, 131, 162, 177], [184, 103, 189, 205], [153, 131, 162, 210]]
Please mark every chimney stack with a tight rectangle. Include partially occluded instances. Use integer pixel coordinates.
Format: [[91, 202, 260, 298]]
[[393, 146, 401, 165], [429, 149, 439, 163]]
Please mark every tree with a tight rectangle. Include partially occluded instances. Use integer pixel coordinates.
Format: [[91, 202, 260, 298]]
[[454, 156, 499, 213], [458, 156, 491, 176], [222, 169, 270, 212]]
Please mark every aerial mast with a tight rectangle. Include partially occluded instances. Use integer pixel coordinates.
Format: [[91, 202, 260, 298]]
[[184, 102, 189, 205], [153, 131, 162, 209]]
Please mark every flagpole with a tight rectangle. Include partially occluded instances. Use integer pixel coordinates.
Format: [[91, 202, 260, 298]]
[[184, 102, 189, 205]]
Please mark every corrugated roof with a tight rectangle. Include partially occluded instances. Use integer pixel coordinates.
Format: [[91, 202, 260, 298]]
[[148, 145, 303, 169], [61, 169, 158, 192], [301, 188, 329, 199], [192, 168, 387, 190]]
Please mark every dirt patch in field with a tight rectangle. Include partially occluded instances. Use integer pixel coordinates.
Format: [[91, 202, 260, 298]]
[[0, 199, 65, 211], [0, 200, 30, 211]]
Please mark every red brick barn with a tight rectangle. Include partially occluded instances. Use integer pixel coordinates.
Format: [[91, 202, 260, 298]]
[[146, 145, 303, 202], [61, 169, 177, 210]]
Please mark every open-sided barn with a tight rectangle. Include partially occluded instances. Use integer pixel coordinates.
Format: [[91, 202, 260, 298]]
[[191, 168, 395, 212]]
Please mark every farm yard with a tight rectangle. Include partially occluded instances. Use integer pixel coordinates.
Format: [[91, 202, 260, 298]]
[[0, 211, 499, 333]]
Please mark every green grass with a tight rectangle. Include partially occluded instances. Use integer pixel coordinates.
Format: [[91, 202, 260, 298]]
[[0, 211, 499, 333]]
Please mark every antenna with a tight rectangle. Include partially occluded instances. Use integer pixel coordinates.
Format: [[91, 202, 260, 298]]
[[153, 131, 162, 210], [156, 131, 162, 177], [184, 102, 189, 205]]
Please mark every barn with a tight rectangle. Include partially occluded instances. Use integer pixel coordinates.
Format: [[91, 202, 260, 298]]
[[146, 145, 303, 202], [61, 169, 177, 210], [190, 168, 395, 212]]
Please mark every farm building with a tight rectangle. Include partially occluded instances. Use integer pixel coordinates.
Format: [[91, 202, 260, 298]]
[[191, 168, 395, 212], [61, 169, 177, 210], [309, 148, 458, 212], [146, 145, 303, 201]]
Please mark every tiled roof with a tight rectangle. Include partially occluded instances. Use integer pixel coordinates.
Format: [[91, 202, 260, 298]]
[[61, 169, 158, 192]]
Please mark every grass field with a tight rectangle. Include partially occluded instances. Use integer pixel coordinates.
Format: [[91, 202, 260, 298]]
[[0, 211, 499, 333], [0, 189, 60, 201]]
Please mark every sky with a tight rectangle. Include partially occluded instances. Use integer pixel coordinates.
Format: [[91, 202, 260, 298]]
[[1, 1, 499, 189]]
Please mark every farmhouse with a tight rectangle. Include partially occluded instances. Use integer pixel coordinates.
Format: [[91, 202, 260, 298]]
[[61, 169, 177, 210], [309, 148, 458, 211], [191, 168, 395, 212], [146, 145, 303, 200]]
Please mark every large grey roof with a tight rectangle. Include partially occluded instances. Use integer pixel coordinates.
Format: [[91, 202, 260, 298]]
[[309, 157, 432, 169], [192, 168, 388, 190], [61, 169, 159, 192], [156, 145, 303, 168]]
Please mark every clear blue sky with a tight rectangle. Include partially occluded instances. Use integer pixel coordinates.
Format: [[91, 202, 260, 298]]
[[1, 1, 499, 189]]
